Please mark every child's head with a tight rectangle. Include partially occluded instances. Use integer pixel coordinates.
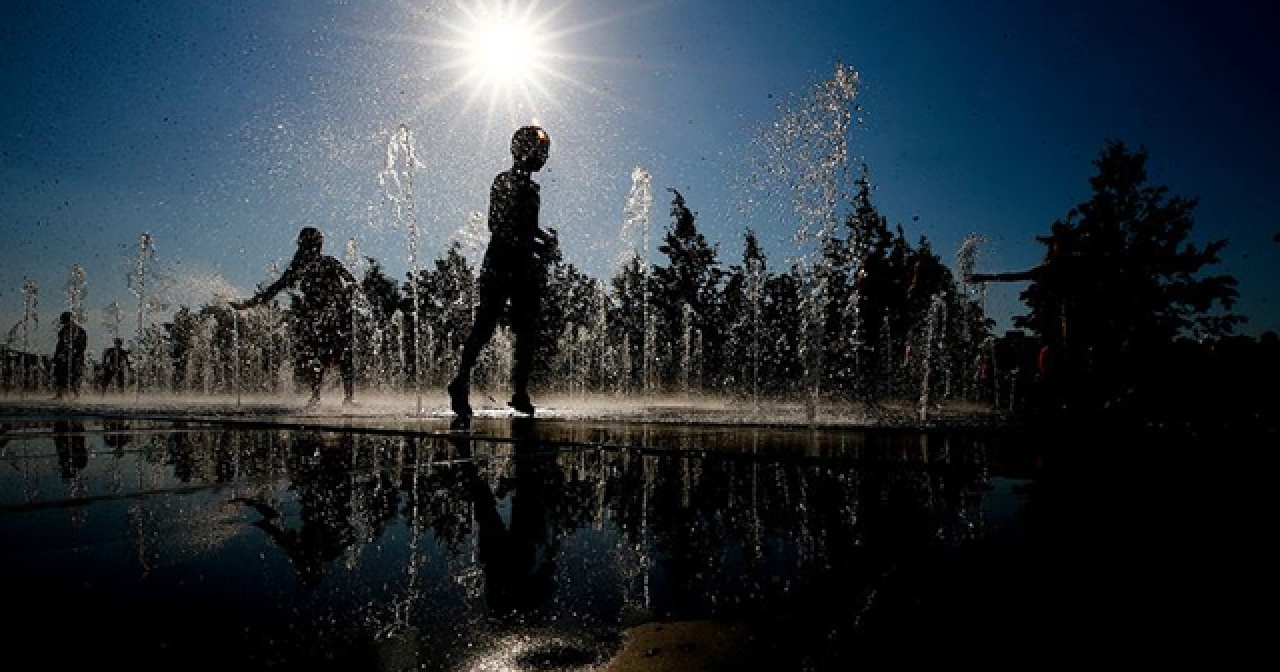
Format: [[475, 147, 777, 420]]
[[297, 226, 324, 256], [511, 126, 550, 172]]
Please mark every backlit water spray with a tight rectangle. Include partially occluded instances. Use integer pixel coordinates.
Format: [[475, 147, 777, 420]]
[[622, 166, 655, 395], [18, 280, 38, 399], [379, 124, 424, 414], [66, 264, 87, 325], [749, 63, 861, 423], [129, 233, 154, 400]]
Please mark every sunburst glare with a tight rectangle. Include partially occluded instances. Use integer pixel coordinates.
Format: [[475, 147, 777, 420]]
[[432, 0, 571, 129]]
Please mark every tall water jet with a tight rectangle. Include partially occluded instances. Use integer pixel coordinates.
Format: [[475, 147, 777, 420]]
[[128, 233, 155, 400], [379, 123, 423, 413], [749, 63, 861, 423], [919, 292, 946, 422], [232, 309, 241, 406], [19, 280, 38, 398], [345, 237, 366, 395], [102, 301, 123, 342], [66, 264, 87, 325], [956, 233, 995, 402], [622, 166, 655, 395], [745, 248, 765, 408]]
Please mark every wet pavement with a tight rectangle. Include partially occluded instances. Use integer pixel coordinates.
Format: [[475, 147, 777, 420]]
[[0, 400, 1268, 669]]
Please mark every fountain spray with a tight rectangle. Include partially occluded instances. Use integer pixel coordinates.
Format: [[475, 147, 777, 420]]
[[19, 280, 38, 398], [623, 166, 655, 394], [345, 237, 365, 395], [750, 63, 861, 423], [129, 233, 154, 400], [66, 264, 87, 325], [380, 124, 424, 414]]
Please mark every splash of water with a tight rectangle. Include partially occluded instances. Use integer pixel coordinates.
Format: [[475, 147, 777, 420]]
[[957, 233, 985, 290], [459, 211, 489, 268], [66, 264, 87, 325], [379, 123, 426, 413], [745, 252, 765, 407], [102, 301, 123, 342], [954, 233, 1000, 405], [622, 166, 655, 393], [17, 280, 38, 398], [918, 292, 947, 422], [748, 62, 861, 422], [129, 233, 154, 399]]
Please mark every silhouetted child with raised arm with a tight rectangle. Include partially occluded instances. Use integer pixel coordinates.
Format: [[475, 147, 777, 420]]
[[231, 226, 359, 407], [448, 125, 556, 418], [52, 311, 87, 400]]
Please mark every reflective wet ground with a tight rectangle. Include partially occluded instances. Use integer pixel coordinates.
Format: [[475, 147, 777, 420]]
[[0, 405, 1268, 670]]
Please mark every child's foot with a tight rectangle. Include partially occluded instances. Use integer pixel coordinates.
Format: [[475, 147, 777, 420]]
[[507, 392, 535, 416], [447, 378, 472, 417]]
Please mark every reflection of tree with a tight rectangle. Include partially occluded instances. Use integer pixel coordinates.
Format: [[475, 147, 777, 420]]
[[102, 418, 133, 453], [95, 420, 996, 645]]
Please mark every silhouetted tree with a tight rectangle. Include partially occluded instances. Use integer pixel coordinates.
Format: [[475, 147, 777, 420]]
[[609, 255, 648, 391], [410, 243, 476, 385], [722, 229, 770, 393], [1014, 140, 1243, 414], [652, 189, 726, 389], [536, 237, 607, 391], [360, 257, 403, 326]]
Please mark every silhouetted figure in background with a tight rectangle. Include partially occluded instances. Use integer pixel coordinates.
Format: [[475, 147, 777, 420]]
[[52, 311, 87, 400], [231, 226, 358, 406], [100, 337, 130, 394], [448, 125, 556, 418]]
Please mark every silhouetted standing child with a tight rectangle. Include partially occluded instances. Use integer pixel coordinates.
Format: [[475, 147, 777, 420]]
[[448, 125, 556, 418], [100, 337, 130, 394], [231, 226, 359, 406], [53, 311, 87, 400]]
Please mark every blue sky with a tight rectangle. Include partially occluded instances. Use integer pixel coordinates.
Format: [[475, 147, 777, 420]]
[[3, 0, 1277, 355]]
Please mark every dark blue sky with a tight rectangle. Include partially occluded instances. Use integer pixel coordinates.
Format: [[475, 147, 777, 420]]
[[2, 0, 1277, 354]]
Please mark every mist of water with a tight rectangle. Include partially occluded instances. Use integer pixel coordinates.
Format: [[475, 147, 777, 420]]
[[749, 62, 861, 423], [379, 123, 425, 414]]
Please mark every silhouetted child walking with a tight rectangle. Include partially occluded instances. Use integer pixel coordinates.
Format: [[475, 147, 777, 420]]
[[448, 125, 556, 418]]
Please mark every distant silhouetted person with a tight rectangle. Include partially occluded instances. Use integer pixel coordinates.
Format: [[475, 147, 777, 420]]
[[100, 337, 130, 394], [231, 226, 358, 406], [448, 125, 556, 418], [52, 311, 87, 400]]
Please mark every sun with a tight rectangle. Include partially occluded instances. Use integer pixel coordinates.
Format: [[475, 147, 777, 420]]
[[434, 0, 563, 126], [410, 1, 637, 136], [467, 11, 546, 91]]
